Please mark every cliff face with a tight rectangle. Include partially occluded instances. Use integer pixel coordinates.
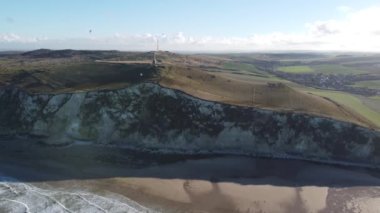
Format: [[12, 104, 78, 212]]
[[0, 83, 379, 165]]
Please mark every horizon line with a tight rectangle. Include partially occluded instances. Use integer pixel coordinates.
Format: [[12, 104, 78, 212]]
[[1, 48, 380, 55]]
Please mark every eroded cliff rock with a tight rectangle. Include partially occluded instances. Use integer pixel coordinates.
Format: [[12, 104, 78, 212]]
[[0, 83, 379, 165]]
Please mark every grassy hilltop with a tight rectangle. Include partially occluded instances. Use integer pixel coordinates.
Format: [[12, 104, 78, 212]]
[[0, 49, 380, 129]]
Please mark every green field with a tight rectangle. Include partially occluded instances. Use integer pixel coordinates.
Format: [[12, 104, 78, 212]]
[[222, 62, 272, 79], [278, 65, 313, 73], [278, 64, 366, 75], [352, 80, 380, 89], [308, 89, 380, 128], [311, 64, 365, 74], [223, 62, 262, 73]]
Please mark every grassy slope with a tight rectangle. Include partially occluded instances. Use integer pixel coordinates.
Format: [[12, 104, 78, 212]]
[[307, 89, 380, 128], [159, 63, 375, 129], [358, 96, 380, 114], [158, 52, 380, 129]]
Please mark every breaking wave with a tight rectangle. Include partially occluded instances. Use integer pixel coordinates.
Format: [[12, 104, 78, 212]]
[[0, 175, 153, 213]]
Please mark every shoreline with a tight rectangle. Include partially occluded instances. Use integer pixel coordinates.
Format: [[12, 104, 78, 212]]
[[1, 139, 380, 212], [107, 144, 380, 170], [3, 136, 380, 171]]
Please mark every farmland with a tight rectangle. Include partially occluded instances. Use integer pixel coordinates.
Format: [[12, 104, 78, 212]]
[[311, 64, 366, 74], [278, 65, 313, 73]]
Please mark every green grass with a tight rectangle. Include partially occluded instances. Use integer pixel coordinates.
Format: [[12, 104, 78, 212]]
[[278, 64, 367, 75], [230, 73, 291, 84], [358, 96, 380, 114], [311, 64, 365, 74], [352, 80, 380, 89], [222, 62, 291, 83], [278, 65, 313, 73], [223, 62, 265, 75], [308, 89, 380, 128]]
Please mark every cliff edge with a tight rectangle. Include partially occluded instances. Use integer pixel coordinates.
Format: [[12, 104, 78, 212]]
[[0, 83, 379, 166]]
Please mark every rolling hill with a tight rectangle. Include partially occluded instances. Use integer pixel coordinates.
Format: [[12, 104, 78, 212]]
[[0, 49, 378, 130]]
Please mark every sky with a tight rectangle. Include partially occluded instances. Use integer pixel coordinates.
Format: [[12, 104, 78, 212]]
[[1, 0, 380, 52]]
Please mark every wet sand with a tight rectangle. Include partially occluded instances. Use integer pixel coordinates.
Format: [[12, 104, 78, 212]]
[[1, 139, 380, 212]]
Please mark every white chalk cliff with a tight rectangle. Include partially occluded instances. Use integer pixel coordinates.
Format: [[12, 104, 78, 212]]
[[0, 83, 379, 166]]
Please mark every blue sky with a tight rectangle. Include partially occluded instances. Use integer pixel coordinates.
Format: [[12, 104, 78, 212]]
[[1, 0, 380, 51]]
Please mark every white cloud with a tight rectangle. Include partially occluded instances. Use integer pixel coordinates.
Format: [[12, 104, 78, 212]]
[[0, 33, 21, 42], [2, 6, 380, 52], [0, 33, 47, 43]]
